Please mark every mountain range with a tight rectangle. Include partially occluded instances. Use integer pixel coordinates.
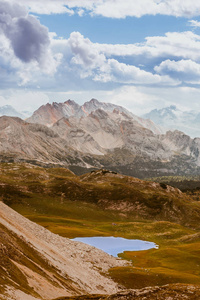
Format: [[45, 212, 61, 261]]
[[1, 99, 200, 178], [143, 105, 200, 138], [3, 102, 200, 139], [27, 98, 162, 134]]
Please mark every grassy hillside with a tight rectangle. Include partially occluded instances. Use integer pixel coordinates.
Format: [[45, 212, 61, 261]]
[[1, 163, 200, 292]]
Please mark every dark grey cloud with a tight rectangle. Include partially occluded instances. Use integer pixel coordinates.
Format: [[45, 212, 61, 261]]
[[8, 15, 50, 63], [0, 0, 50, 63]]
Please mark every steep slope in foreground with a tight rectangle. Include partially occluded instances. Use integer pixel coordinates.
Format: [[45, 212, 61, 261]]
[[0, 201, 126, 300]]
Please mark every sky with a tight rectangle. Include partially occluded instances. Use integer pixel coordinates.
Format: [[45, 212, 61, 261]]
[[1, 1, 200, 115]]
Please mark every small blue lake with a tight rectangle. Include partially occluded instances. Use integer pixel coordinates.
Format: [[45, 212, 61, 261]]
[[72, 236, 158, 257]]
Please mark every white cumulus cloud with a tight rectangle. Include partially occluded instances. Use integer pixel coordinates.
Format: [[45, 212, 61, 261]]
[[6, 0, 200, 18], [0, 1, 63, 86], [155, 59, 200, 84], [189, 20, 200, 28], [67, 32, 179, 85]]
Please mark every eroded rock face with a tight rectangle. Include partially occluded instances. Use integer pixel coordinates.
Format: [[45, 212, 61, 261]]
[[0, 202, 128, 300]]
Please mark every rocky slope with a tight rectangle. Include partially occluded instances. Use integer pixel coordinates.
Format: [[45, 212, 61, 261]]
[[2, 100, 200, 178], [52, 109, 150, 155], [0, 201, 127, 300]]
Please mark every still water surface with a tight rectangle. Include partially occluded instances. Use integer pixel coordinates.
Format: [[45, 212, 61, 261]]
[[72, 236, 158, 257]]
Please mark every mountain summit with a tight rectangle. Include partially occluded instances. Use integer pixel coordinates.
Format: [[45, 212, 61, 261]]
[[27, 99, 163, 134]]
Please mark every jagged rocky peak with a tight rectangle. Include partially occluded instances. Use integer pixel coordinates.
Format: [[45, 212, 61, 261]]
[[2, 112, 200, 177], [88, 98, 100, 105], [64, 99, 81, 109], [82, 98, 103, 113], [86, 98, 100, 105], [27, 98, 163, 135], [27, 100, 81, 126]]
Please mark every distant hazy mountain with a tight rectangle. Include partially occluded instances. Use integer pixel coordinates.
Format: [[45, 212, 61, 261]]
[[0, 105, 25, 118], [143, 105, 200, 138], [0, 105, 32, 119], [20, 110, 33, 118]]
